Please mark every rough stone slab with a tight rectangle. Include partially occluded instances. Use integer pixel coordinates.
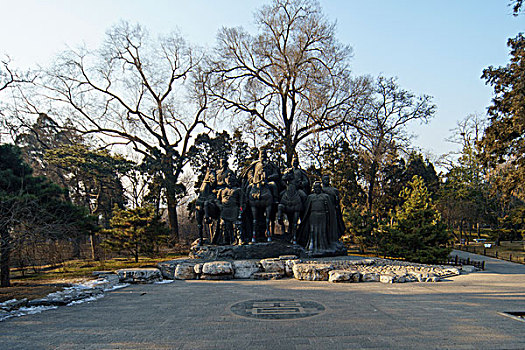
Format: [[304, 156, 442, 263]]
[[232, 260, 261, 279], [380, 274, 395, 284], [157, 258, 197, 279], [379, 273, 407, 283], [189, 241, 308, 260], [199, 274, 233, 280], [292, 263, 333, 281], [328, 270, 360, 283], [116, 268, 162, 283], [362, 272, 380, 282], [253, 272, 284, 280], [194, 263, 204, 275], [461, 265, 477, 273], [284, 259, 299, 277], [442, 267, 460, 276], [260, 258, 286, 274], [202, 261, 233, 275], [175, 263, 197, 280]]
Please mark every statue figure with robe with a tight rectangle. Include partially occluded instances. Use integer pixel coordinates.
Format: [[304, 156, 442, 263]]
[[216, 157, 235, 190], [321, 174, 346, 240], [215, 172, 242, 245], [297, 181, 339, 254]]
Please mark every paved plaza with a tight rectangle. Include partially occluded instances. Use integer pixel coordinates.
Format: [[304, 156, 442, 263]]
[[1, 250, 525, 349]]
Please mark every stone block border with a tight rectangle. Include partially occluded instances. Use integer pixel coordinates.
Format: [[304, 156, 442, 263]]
[[157, 256, 469, 283]]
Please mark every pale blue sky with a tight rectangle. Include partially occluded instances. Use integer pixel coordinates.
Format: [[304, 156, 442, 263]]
[[0, 0, 523, 157]]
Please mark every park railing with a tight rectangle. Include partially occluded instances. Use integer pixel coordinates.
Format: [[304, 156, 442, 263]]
[[446, 254, 485, 270], [455, 243, 525, 265]]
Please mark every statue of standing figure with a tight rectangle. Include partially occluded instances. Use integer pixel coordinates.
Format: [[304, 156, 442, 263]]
[[321, 174, 346, 240], [216, 157, 235, 190], [297, 181, 340, 254], [214, 172, 242, 245], [278, 167, 307, 244], [286, 156, 311, 195], [194, 169, 220, 246]]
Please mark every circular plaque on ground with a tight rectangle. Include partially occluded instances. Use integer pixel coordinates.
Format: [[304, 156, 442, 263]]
[[230, 299, 325, 320]]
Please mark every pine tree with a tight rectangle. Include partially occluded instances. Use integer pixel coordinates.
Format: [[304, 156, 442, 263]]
[[101, 206, 169, 262], [0, 144, 93, 286], [380, 176, 451, 263]]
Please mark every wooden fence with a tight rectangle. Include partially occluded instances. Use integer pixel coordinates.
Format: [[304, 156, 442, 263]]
[[446, 255, 485, 270]]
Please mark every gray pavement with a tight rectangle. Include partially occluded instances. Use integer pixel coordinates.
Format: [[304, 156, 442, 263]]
[[1, 250, 525, 349]]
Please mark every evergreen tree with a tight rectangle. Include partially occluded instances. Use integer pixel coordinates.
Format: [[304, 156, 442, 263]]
[[381, 153, 440, 218], [380, 176, 450, 264], [45, 144, 132, 227], [0, 144, 93, 286], [481, 34, 525, 201], [101, 205, 169, 262]]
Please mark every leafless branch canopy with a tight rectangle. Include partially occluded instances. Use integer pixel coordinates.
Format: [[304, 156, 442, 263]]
[[41, 22, 209, 176], [208, 0, 370, 164]]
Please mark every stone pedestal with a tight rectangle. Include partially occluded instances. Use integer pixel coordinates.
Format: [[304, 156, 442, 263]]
[[189, 240, 347, 260], [116, 268, 162, 283]]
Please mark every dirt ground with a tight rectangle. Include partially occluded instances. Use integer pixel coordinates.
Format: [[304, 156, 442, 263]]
[[0, 278, 90, 303]]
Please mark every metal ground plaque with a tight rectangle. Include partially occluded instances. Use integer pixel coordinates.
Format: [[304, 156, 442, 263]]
[[230, 299, 325, 320]]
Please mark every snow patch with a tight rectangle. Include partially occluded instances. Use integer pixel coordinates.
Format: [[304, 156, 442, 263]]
[[67, 294, 104, 306], [154, 279, 174, 284], [1, 305, 58, 322], [106, 283, 130, 291]]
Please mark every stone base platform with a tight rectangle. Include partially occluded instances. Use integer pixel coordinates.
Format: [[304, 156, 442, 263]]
[[189, 240, 347, 260], [156, 255, 463, 283]]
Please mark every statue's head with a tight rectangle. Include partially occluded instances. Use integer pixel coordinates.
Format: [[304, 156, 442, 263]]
[[322, 174, 330, 186], [313, 181, 322, 194], [219, 157, 227, 169], [292, 156, 299, 168]]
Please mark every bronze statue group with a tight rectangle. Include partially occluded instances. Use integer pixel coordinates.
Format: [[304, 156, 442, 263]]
[[194, 149, 345, 254]]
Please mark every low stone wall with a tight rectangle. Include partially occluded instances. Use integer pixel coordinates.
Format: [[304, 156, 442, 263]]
[[157, 256, 467, 283]]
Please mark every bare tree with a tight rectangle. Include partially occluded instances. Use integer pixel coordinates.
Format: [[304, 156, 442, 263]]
[[40, 22, 210, 240], [0, 57, 22, 93], [208, 0, 370, 165], [0, 56, 36, 142], [347, 76, 436, 213], [438, 113, 488, 171]]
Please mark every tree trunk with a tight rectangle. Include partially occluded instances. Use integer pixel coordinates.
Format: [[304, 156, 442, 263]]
[[0, 227, 11, 287], [72, 236, 82, 259], [166, 191, 179, 242], [89, 233, 97, 260], [367, 161, 378, 213], [285, 138, 294, 167]]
